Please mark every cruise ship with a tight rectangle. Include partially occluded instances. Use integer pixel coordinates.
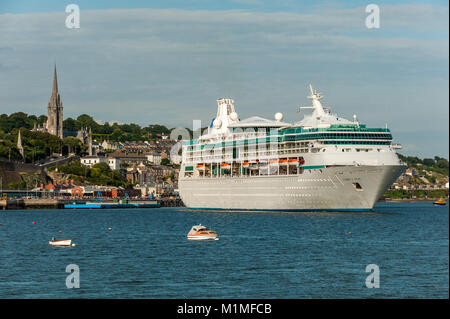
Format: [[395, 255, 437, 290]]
[[178, 85, 406, 211]]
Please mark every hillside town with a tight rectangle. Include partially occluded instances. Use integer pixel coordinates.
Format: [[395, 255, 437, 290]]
[[384, 157, 449, 200], [0, 65, 182, 204], [55, 137, 181, 200]]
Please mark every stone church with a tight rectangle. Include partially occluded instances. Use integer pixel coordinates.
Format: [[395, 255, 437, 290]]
[[33, 64, 93, 153], [33, 64, 63, 139], [46, 64, 64, 138]]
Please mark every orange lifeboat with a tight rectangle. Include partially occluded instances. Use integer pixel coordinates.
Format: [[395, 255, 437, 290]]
[[288, 158, 298, 164], [242, 161, 250, 168], [220, 163, 230, 168], [196, 164, 205, 169], [187, 224, 219, 241], [269, 159, 278, 165], [279, 159, 288, 164]]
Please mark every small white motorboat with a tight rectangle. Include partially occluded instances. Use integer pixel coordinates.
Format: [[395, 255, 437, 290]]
[[187, 224, 219, 241], [49, 238, 72, 247]]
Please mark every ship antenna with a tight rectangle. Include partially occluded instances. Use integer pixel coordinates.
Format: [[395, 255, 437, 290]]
[[309, 84, 314, 96]]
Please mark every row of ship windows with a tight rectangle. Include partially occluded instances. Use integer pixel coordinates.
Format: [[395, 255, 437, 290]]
[[185, 131, 391, 146], [185, 140, 390, 152], [282, 133, 392, 140], [323, 141, 391, 145], [184, 146, 388, 162], [185, 143, 387, 153]]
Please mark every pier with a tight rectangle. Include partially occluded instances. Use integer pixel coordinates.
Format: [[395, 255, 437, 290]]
[[0, 198, 183, 210], [1, 198, 83, 210]]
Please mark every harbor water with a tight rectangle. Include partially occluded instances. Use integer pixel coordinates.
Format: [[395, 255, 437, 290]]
[[0, 202, 448, 298]]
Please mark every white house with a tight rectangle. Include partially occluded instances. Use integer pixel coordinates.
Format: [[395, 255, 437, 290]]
[[146, 152, 162, 165], [101, 140, 120, 150], [107, 157, 120, 170], [81, 156, 103, 167], [81, 156, 120, 171], [405, 168, 418, 177]]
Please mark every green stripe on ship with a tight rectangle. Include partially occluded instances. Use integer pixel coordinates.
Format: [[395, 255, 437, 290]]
[[300, 165, 326, 170]]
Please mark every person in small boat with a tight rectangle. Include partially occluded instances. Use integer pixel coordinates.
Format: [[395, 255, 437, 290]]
[[51, 237, 55, 241]]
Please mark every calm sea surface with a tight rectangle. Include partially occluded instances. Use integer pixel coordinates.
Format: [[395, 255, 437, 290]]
[[0, 202, 448, 298]]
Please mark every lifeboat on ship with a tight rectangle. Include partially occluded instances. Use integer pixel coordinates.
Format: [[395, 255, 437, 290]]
[[269, 159, 278, 165], [187, 224, 219, 241], [248, 161, 259, 170]]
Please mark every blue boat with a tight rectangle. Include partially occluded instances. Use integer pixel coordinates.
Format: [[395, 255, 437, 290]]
[[64, 203, 104, 209]]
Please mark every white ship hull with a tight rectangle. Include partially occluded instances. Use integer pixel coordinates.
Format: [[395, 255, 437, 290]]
[[179, 165, 405, 211], [187, 235, 219, 240]]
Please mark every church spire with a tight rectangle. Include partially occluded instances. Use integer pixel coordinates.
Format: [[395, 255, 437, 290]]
[[47, 63, 63, 139], [52, 63, 58, 96]]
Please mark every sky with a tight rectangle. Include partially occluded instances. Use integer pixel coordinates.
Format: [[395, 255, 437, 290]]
[[0, 0, 448, 158]]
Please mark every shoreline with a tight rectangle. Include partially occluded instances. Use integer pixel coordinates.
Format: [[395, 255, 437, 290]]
[[1, 197, 446, 210], [379, 198, 448, 203]]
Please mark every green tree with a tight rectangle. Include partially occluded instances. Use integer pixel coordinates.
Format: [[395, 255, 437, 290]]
[[161, 158, 170, 166], [435, 157, 449, 169], [92, 162, 111, 174], [63, 117, 78, 131], [76, 114, 99, 130], [63, 136, 83, 154], [423, 158, 435, 167]]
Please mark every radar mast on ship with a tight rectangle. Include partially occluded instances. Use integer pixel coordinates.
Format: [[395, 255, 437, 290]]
[[299, 84, 327, 120]]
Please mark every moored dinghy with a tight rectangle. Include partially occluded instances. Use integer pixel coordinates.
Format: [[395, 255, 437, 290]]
[[187, 224, 219, 241], [49, 238, 72, 247]]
